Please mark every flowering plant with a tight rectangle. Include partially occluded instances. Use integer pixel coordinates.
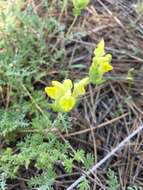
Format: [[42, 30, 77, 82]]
[[45, 78, 89, 112], [89, 39, 113, 84], [45, 39, 113, 112]]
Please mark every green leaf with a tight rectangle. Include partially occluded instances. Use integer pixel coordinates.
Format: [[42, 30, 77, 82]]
[[83, 153, 94, 170], [72, 0, 90, 16], [64, 159, 73, 173], [107, 169, 119, 190], [74, 149, 85, 162], [77, 179, 90, 190], [70, 64, 87, 69]]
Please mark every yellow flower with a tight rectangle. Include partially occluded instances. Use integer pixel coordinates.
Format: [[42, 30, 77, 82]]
[[94, 39, 105, 57], [45, 77, 89, 112], [89, 39, 113, 84], [45, 81, 63, 99], [44, 39, 113, 113], [45, 79, 76, 112], [94, 54, 112, 73], [59, 91, 76, 112], [92, 54, 112, 67], [45, 79, 72, 100], [72, 77, 89, 98], [99, 61, 113, 73], [63, 79, 73, 90], [45, 86, 59, 99]]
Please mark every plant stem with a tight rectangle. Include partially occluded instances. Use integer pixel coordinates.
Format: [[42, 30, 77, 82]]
[[66, 16, 77, 37]]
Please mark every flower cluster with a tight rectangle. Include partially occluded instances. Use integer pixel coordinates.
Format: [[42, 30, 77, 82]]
[[45, 39, 113, 112], [45, 78, 89, 112], [89, 39, 113, 84]]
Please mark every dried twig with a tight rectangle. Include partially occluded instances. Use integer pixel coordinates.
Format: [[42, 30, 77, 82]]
[[66, 124, 143, 190]]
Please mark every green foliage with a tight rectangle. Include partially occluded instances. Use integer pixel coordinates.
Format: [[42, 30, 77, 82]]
[[72, 0, 90, 16], [0, 148, 18, 178], [106, 169, 142, 190], [64, 150, 94, 174], [64, 158, 73, 173], [0, 132, 69, 185], [83, 153, 94, 170], [0, 1, 72, 188], [107, 169, 119, 190], [0, 90, 49, 136], [52, 113, 72, 130], [0, 130, 94, 188], [0, 1, 113, 189], [28, 171, 55, 190], [0, 108, 28, 136], [73, 149, 85, 162], [0, 1, 65, 87], [77, 178, 90, 190]]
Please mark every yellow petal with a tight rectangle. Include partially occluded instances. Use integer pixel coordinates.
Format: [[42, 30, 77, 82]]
[[73, 85, 85, 98], [59, 95, 76, 112], [45, 81, 64, 99], [92, 54, 112, 71], [100, 62, 113, 73], [52, 81, 63, 88], [94, 39, 105, 57], [73, 77, 89, 97], [94, 54, 112, 65], [105, 54, 112, 62], [52, 80, 65, 97], [80, 77, 90, 85], [45, 87, 59, 99], [63, 79, 73, 89], [45, 80, 73, 101]]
